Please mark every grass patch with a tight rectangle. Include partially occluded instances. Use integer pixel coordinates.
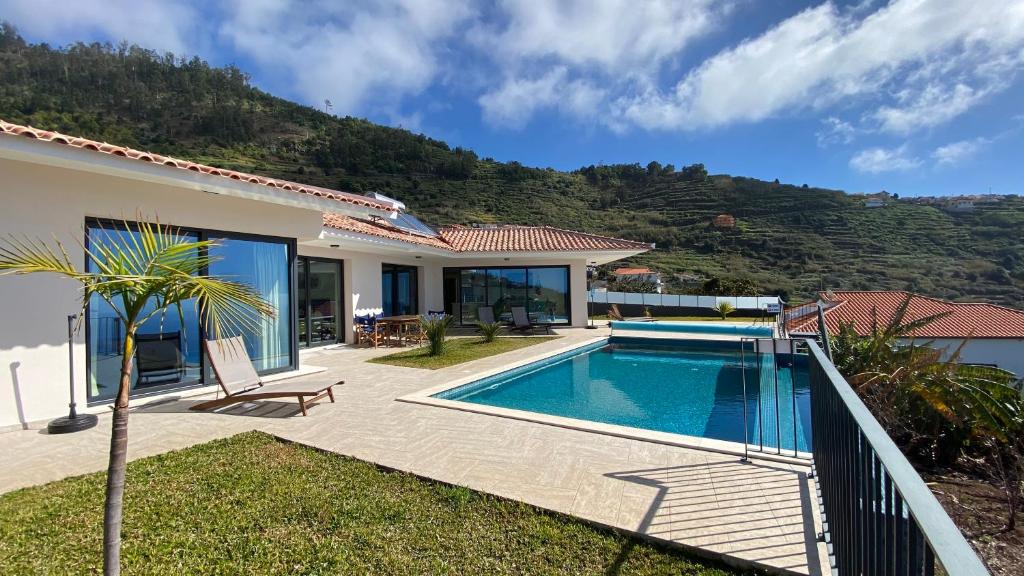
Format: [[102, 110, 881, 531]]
[[368, 336, 559, 369], [0, 432, 738, 575]]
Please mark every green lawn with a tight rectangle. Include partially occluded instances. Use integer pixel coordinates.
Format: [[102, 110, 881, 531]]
[[0, 433, 738, 575], [368, 336, 559, 369]]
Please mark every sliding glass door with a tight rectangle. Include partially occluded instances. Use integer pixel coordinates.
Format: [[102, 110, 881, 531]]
[[443, 266, 570, 326], [298, 257, 342, 348], [85, 223, 202, 402], [207, 234, 293, 372], [381, 264, 418, 316], [85, 220, 296, 404]]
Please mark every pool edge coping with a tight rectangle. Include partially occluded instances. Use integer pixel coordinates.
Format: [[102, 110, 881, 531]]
[[397, 336, 812, 467]]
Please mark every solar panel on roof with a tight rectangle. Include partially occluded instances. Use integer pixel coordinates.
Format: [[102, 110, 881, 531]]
[[390, 212, 438, 237]]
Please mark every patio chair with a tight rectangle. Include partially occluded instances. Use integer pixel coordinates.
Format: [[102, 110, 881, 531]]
[[190, 336, 342, 416], [509, 306, 552, 334], [477, 306, 496, 325], [355, 314, 386, 348], [135, 331, 184, 387]]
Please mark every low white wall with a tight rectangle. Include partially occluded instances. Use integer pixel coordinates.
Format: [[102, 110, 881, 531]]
[[902, 338, 1024, 378]]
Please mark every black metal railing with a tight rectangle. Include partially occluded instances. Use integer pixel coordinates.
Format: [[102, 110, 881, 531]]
[[806, 341, 988, 575]]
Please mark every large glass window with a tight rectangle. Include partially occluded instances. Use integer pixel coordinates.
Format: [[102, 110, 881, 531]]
[[208, 235, 293, 372], [444, 266, 570, 325], [85, 221, 295, 403], [382, 264, 418, 316], [86, 223, 202, 403], [298, 257, 342, 348]]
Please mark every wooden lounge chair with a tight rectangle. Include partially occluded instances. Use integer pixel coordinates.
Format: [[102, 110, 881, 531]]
[[509, 306, 551, 334], [190, 336, 342, 416]]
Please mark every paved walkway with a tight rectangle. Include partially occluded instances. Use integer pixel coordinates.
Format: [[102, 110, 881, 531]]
[[0, 329, 828, 575]]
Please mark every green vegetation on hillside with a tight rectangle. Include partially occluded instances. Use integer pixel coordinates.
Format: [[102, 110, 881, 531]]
[[1, 24, 1021, 305]]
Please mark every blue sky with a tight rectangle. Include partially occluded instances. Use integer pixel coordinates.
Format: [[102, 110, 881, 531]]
[[4, 0, 1024, 196]]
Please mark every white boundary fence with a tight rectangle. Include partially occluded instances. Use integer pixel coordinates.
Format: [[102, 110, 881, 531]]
[[588, 290, 780, 310]]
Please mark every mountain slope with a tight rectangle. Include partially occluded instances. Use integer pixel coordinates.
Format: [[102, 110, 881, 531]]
[[1, 24, 1021, 305]]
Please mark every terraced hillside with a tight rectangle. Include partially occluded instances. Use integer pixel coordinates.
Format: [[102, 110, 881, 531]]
[[1, 26, 1021, 305]]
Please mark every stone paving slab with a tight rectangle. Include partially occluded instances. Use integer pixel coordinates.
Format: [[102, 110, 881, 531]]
[[0, 329, 829, 575]]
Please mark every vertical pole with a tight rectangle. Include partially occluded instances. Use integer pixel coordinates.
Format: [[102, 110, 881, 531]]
[[790, 338, 798, 457], [741, 338, 749, 462], [67, 314, 78, 418], [758, 338, 764, 452], [773, 338, 781, 454]]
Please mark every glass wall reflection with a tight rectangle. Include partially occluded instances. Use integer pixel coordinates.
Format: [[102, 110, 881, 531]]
[[85, 224, 202, 403], [445, 266, 570, 325]]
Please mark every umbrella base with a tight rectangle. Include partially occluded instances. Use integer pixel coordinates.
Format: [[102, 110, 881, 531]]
[[47, 413, 98, 434]]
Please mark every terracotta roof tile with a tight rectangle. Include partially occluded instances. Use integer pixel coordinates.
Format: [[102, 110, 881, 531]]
[[321, 218, 651, 254], [439, 225, 652, 252], [787, 291, 1024, 339], [321, 213, 451, 250], [0, 119, 389, 211]]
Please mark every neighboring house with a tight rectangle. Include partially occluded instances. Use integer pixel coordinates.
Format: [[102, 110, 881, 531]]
[[0, 120, 651, 430], [948, 200, 975, 212], [786, 290, 1024, 378], [712, 214, 736, 228], [612, 267, 664, 293], [864, 199, 886, 208]]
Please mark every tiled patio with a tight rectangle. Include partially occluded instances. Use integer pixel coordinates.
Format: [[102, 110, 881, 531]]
[[0, 329, 828, 575]]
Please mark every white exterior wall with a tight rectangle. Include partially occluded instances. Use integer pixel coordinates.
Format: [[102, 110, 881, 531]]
[[0, 156, 603, 429], [899, 337, 1024, 378], [0, 158, 324, 430]]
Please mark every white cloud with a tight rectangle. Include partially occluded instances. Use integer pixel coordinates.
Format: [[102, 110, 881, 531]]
[[617, 0, 1024, 131], [473, 0, 727, 127], [474, 0, 725, 72], [873, 83, 989, 135], [849, 145, 921, 173], [1, 0, 199, 55], [478, 67, 607, 129], [817, 116, 858, 146], [932, 137, 990, 166], [219, 0, 476, 115]]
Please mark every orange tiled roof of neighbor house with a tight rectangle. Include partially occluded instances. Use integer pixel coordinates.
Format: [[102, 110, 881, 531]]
[[0, 119, 391, 211], [614, 267, 654, 275], [713, 214, 736, 227], [439, 225, 652, 253], [786, 290, 1024, 339]]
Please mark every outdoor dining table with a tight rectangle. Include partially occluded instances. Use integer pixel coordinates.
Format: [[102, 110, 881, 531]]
[[376, 315, 420, 347]]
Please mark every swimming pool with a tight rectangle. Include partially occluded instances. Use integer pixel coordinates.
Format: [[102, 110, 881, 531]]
[[433, 337, 812, 453]]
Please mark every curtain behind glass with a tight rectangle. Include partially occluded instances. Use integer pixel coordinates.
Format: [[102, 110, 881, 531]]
[[209, 237, 291, 372]]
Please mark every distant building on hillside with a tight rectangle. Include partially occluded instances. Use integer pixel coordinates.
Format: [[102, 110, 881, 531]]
[[864, 192, 889, 208], [712, 214, 736, 228], [786, 290, 1024, 378], [948, 200, 975, 212], [612, 267, 664, 293]]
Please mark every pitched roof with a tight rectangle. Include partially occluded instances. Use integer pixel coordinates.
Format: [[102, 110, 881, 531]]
[[614, 267, 654, 275], [322, 217, 651, 254], [439, 225, 652, 253], [787, 290, 1024, 339], [0, 119, 390, 211], [322, 213, 451, 250]]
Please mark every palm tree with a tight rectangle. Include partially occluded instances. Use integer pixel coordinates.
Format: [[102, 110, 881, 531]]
[[0, 218, 274, 576], [713, 301, 735, 320]]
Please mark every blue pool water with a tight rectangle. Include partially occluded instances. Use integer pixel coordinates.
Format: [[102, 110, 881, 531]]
[[435, 337, 812, 452]]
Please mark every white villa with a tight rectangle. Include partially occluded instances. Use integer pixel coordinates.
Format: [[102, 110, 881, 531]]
[[0, 120, 651, 431]]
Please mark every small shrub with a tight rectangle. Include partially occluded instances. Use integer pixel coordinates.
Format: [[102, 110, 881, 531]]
[[713, 301, 735, 320], [420, 313, 454, 356], [643, 306, 653, 318], [608, 304, 624, 321], [478, 320, 502, 343]]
